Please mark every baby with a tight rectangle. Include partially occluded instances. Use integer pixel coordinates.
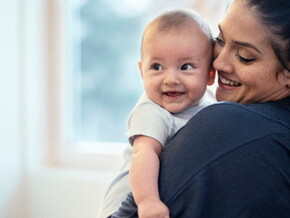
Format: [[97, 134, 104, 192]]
[[98, 9, 216, 218]]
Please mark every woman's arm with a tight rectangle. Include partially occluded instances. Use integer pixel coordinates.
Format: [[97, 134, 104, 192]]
[[130, 135, 169, 218]]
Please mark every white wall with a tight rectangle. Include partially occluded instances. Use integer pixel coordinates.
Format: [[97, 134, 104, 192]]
[[0, 1, 120, 217], [0, 0, 27, 217], [25, 168, 117, 218]]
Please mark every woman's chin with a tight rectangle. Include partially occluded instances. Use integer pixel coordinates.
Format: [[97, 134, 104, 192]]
[[215, 87, 228, 101]]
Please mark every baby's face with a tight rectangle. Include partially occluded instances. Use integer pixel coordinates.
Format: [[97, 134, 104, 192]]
[[139, 25, 213, 113]]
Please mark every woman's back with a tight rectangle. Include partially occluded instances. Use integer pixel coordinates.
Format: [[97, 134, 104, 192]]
[[159, 98, 290, 217]]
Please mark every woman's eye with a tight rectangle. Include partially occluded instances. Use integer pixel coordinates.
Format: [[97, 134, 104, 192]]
[[152, 63, 163, 71], [181, 63, 194, 70], [236, 53, 256, 64]]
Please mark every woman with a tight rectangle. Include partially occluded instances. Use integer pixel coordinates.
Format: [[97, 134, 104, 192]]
[[112, 0, 290, 217]]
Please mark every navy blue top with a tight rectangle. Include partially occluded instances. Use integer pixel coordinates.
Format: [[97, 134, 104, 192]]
[[159, 97, 290, 217], [111, 98, 290, 218]]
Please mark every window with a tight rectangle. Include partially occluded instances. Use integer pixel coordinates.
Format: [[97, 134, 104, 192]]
[[68, 0, 146, 146], [51, 0, 230, 166], [67, 0, 219, 153]]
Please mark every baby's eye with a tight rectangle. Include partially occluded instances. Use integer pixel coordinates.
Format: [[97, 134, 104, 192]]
[[151, 63, 163, 71], [181, 63, 194, 70]]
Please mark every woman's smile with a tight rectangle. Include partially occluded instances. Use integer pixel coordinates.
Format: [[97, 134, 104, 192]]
[[218, 75, 241, 88]]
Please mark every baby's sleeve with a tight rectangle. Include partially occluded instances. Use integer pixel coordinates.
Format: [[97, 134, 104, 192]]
[[127, 103, 174, 147]]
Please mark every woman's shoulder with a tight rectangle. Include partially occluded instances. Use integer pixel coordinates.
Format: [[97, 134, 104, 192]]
[[182, 101, 290, 146], [199, 100, 290, 130], [195, 101, 252, 120]]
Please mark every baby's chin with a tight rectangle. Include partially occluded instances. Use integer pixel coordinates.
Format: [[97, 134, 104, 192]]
[[163, 104, 190, 114]]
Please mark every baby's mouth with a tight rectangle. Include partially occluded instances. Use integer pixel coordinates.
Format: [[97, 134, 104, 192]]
[[219, 76, 241, 87], [164, 92, 184, 97]]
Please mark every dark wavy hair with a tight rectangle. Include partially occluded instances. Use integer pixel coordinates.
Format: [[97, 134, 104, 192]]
[[245, 0, 290, 72]]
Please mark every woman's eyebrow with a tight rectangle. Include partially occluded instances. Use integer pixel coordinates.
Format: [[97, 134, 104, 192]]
[[232, 40, 262, 54], [218, 24, 262, 54]]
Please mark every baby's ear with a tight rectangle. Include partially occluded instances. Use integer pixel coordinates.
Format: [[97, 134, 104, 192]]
[[138, 61, 143, 77], [207, 68, 216, 85]]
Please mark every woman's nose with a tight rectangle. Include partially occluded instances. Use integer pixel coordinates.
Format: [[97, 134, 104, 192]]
[[163, 70, 180, 86], [213, 45, 233, 73]]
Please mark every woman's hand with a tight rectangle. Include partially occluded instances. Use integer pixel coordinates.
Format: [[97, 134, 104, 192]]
[[138, 197, 169, 218]]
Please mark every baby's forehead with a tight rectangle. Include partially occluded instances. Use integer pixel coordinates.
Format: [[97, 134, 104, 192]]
[[143, 27, 213, 58]]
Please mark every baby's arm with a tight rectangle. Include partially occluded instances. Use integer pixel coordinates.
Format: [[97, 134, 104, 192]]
[[130, 135, 169, 218]]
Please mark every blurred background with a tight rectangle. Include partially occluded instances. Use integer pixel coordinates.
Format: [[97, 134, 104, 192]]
[[0, 0, 229, 217]]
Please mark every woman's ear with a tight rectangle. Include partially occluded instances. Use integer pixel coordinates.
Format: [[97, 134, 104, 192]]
[[207, 68, 216, 85], [278, 68, 290, 88]]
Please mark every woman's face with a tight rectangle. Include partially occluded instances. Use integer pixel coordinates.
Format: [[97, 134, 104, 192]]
[[214, 0, 290, 103]]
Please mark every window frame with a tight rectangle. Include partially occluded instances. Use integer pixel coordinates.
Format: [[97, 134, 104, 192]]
[[44, 0, 129, 171]]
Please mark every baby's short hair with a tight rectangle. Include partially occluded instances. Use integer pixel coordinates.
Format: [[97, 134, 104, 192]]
[[150, 9, 212, 39], [142, 9, 213, 44]]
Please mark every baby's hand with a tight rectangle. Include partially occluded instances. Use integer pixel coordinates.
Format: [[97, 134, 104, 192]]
[[137, 198, 169, 218]]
